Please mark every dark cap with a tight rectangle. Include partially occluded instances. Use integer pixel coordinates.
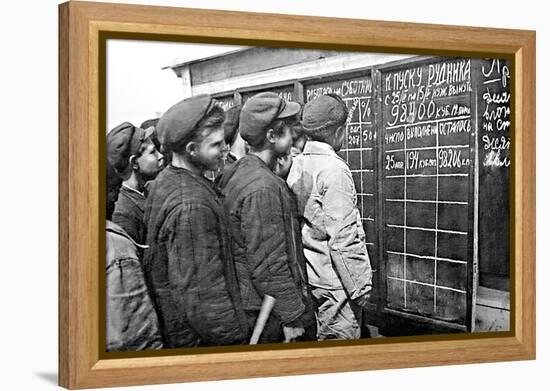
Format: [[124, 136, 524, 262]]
[[140, 118, 159, 130], [157, 94, 216, 152], [223, 104, 242, 145], [239, 92, 301, 147], [106, 122, 154, 174], [140, 118, 161, 152], [301, 94, 348, 134]]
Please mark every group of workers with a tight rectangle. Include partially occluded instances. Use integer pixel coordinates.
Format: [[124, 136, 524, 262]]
[[105, 91, 373, 351]]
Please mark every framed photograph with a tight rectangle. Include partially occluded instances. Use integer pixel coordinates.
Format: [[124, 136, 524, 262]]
[[59, 1, 535, 389]]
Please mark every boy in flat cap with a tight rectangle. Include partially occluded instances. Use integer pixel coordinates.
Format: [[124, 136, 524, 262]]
[[105, 135, 163, 352], [217, 92, 316, 343], [143, 94, 249, 348], [140, 118, 161, 150], [141, 117, 173, 167], [109, 122, 164, 244], [287, 94, 373, 341], [273, 124, 306, 180]]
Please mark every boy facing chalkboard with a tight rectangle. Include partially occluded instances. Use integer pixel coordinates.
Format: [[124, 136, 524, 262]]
[[287, 94, 373, 340]]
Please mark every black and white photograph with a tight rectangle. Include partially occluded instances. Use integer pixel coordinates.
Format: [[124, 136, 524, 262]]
[[3, 0, 547, 389], [105, 40, 511, 352]]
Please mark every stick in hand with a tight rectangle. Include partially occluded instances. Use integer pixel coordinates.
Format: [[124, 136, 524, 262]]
[[249, 295, 276, 345]]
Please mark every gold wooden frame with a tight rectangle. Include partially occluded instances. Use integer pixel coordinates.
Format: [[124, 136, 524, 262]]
[[58, 1, 536, 388]]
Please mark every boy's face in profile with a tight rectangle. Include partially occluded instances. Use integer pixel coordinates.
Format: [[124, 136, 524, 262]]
[[193, 126, 227, 171], [135, 138, 164, 181], [275, 152, 293, 180], [272, 123, 294, 158]]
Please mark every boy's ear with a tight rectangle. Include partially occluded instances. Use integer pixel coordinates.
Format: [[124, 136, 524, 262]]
[[129, 155, 138, 171], [185, 141, 198, 156], [336, 124, 345, 137], [265, 128, 276, 144]]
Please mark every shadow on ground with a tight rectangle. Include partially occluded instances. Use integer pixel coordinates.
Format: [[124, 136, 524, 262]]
[[36, 372, 57, 385]]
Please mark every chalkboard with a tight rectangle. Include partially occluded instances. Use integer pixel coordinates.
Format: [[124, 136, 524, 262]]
[[378, 57, 475, 329], [474, 59, 511, 290], [302, 73, 379, 298]]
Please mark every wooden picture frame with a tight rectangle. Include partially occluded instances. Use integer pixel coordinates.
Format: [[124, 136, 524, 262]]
[[58, 1, 536, 389]]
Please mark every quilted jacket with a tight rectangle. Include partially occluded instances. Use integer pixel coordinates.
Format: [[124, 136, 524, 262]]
[[217, 154, 315, 328], [143, 165, 249, 348]]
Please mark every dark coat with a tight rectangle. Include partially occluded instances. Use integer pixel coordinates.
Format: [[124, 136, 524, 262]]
[[217, 154, 315, 328], [106, 221, 163, 351], [112, 185, 146, 244], [143, 165, 249, 348]]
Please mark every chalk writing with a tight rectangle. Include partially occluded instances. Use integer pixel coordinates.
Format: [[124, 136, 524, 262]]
[[405, 123, 437, 141], [363, 129, 375, 142], [438, 119, 471, 136], [361, 99, 372, 121], [385, 130, 404, 144], [306, 78, 372, 101], [482, 59, 510, 88], [407, 151, 437, 170], [482, 90, 510, 105], [427, 59, 471, 87], [479, 58, 511, 168], [348, 124, 361, 147], [483, 150, 511, 168], [385, 154, 405, 170], [215, 97, 234, 111], [243, 87, 295, 103], [346, 99, 359, 124], [385, 67, 423, 92], [482, 135, 510, 151], [482, 105, 510, 122], [438, 148, 470, 169], [278, 91, 294, 101], [477, 58, 511, 285]]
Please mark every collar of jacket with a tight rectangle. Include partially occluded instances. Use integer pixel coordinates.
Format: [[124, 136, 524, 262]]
[[246, 153, 279, 178], [119, 184, 146, 212], [242, 153, 285, 181], [246, 153, 295, 187], [218, 153, 278, 191], [167, 164, 223, 198], [226, 152, 238, 164], [106, 220, 148, 249], [121, 183, 145, 198], [302, 140, 348, 165]]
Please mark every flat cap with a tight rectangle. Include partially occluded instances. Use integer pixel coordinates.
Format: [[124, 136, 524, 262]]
[[239, 92, 301, 147], [140, 118, 159, 130], [223, 104, 242, 145], [157, 94, 215, 152], [301, 94, 348, 134], [140, 118, 161, 151], [106, 122, 154, 175]]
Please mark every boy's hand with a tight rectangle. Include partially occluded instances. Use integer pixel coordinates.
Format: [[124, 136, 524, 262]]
[[282, 326, 305, 343], [354, 292, 370, 307]]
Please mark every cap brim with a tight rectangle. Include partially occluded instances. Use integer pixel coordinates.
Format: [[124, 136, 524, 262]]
[[143, 126, 155, 140], [277, 101, 301, 119]]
